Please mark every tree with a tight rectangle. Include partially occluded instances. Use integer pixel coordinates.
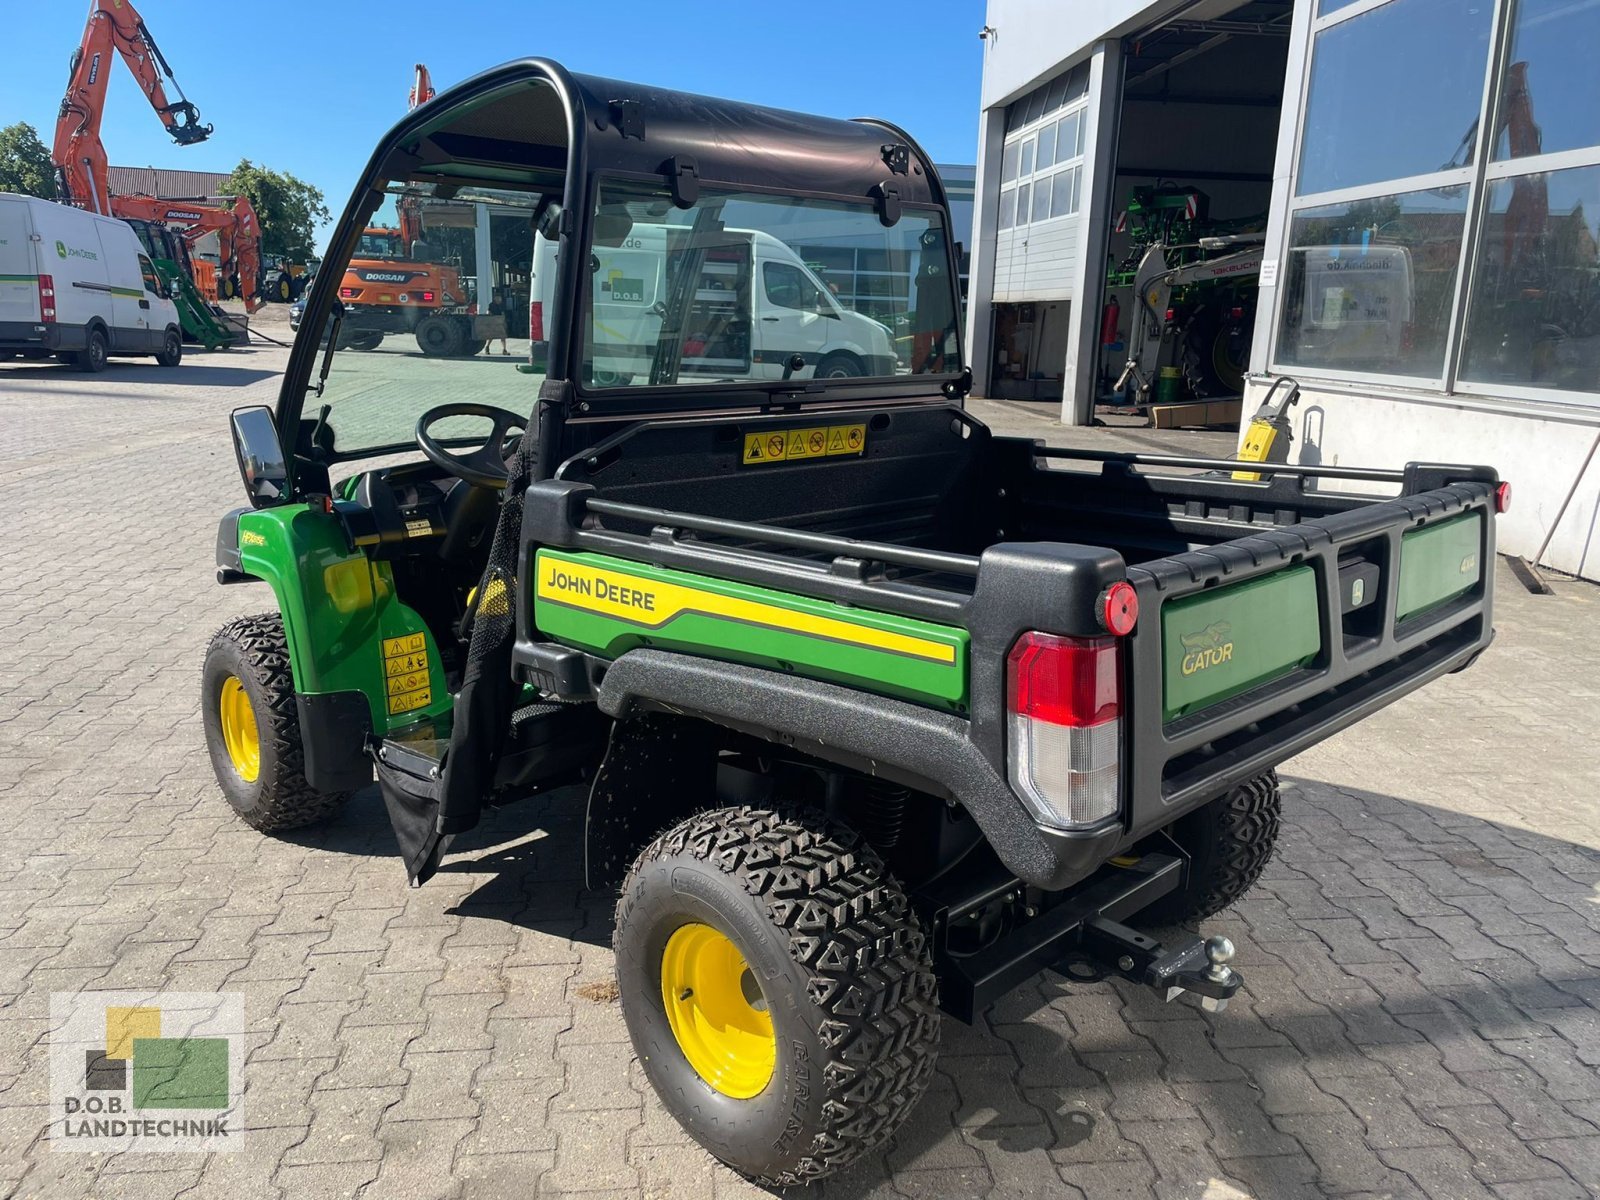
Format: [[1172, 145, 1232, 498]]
[[0, 123, 57, 200], [220, 160, 329, 262]]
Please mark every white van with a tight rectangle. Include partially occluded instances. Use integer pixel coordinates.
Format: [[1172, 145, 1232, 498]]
[[0, 193, 184, 371], [536, 224, 897, 385]]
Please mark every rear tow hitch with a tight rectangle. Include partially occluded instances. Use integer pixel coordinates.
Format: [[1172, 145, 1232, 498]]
[[1084, 917, 1242, 1012]]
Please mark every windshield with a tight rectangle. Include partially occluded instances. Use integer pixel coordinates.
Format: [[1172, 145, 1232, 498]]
[[303, 181, 548, 458], [581, 181, 960, 390]]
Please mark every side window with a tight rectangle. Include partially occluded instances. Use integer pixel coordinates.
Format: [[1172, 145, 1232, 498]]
[[138, 255, 162, 297], [763, 261, 820, 311]]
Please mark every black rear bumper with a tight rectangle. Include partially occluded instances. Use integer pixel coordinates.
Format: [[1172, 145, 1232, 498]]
[[0, 321, 70, 352]]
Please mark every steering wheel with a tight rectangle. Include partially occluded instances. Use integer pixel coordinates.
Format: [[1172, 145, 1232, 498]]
[[415, 403, 527, 489]]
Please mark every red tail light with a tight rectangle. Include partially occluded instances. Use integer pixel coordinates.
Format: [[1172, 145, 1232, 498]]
[[340, 286, 357, 299], [1164, 307, 1176, 323], [528, 299, 544, 342], [421, 290, 435, 302], [37, 274, 56, 323], [1006, 632, 1122, 828], [1230, 306, 1246, 321]]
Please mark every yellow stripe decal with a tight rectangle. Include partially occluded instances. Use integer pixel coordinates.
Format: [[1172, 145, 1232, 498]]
[[536, 557, 956, 665]]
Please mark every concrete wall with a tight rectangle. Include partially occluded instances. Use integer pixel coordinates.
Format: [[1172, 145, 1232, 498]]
[[1243, 377, 1600, 581]]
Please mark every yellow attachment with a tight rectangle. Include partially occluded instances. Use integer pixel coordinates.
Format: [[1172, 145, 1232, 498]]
[[218, 676, 261, 783], [1232, 417, 1280, 482], [660, 923, 776, 1099]]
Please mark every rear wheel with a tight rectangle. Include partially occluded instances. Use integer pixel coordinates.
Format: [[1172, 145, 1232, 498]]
[[201, 613, 352, 832], [275, 276, 292, 303], [614, 805, 940, 1186], [155, 328, 182, 367], [416, 314, 465, 356], [1143, 770, 1281, 923], [70, 327, 109, 373]]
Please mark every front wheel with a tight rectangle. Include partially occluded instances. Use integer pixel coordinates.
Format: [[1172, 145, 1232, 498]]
[[815, 351, 864, 379], [155, 328, 182, 367], [1143, 770, 1281, 923], [614, 806, 940, 1186], [201, 613, 351, 832]]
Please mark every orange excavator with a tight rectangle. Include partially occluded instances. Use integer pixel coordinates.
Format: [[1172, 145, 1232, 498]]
[[52, 0, 262, 312], [333, 64, 483, 355]]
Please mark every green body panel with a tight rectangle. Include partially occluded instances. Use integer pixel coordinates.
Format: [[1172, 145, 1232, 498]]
[[235, 505, 451, 732], [1161, 565, 1321, 722], [1397, 513, 1483, 621], [533, 549, 970, 710], [151, 259, 236, 351]]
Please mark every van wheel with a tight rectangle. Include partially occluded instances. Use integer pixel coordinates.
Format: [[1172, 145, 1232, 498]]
[[155, 329, 183, 367], [70, 328, 109, 373], [1143, 770, 1281, 923], [202, 613, 352, 832], [416, 314, 464, 356], [614, 805, 940, 1185], [816, 352, 864, 379]]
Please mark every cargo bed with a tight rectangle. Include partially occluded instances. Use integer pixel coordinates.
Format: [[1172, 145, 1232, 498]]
[[512, 402, 1498, 891]]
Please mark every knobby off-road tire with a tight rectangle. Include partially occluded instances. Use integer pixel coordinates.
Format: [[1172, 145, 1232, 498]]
[[614, 805, 941, 1186], [1145, 770, 1281, 923], [201, 613, 351, 832]]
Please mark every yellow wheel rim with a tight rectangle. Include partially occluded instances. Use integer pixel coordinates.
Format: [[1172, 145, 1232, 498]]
[[218, 676, 261, 783], [660, 923, 775, 1099]]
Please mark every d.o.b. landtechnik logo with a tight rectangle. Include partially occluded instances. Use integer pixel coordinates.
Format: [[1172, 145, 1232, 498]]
[[49, 992, 243, 1153]]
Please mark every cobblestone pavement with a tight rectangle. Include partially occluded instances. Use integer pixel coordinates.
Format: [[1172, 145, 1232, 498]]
[[1, 332, 1597, 1200]]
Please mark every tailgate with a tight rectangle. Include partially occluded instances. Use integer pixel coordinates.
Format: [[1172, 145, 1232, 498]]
[[1125, 473, 1496, 815]]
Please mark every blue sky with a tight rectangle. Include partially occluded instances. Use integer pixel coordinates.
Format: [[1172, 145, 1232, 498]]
[[5, 2, 984, 249]]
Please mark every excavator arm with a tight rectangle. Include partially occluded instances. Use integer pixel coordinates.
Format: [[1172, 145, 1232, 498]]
[[110, 195, 265, 313], [53, 0, 213, 214]]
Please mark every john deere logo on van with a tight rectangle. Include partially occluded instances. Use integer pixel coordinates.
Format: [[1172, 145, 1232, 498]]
[[56, 241, 98, 263], [1179, 622, 1235, 676]]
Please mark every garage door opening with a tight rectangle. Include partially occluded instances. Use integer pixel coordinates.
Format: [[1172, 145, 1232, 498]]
[[1096, 0, 1292, 427]]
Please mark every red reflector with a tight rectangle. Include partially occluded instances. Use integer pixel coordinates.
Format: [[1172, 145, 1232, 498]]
[[1101, 582, 1139, 636], [1494, 481, 1512, 514], [421, 290, 435, 302], [1007, 632, 1120, 728], [529, 300, 544, 341], [1164, 307, 1176, 322], [1230, 306, 1245, 320]]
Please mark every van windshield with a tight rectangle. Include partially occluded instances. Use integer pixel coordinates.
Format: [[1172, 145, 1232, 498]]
[[582, 181, 960, 390]]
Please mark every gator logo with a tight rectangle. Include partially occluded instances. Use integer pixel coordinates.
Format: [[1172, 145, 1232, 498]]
[[1460, 553, 1478, 575], [239, 530, 267, 547], [1179, 622, 1234, 676]]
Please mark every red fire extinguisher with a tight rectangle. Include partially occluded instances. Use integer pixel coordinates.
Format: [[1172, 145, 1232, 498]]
[[1100, 296, 1121, 345]]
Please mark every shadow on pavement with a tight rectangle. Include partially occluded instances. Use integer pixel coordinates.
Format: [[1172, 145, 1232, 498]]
[[1, 356, 279, 388], [274, 772, 1600, 1198]]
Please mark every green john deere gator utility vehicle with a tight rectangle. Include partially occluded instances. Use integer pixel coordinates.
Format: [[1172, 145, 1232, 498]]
[[202, 59, 1505, 1185]]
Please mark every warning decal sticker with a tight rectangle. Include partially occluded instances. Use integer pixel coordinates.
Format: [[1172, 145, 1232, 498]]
[[381, 632, 432, 715], [741, 423, 866, 466]]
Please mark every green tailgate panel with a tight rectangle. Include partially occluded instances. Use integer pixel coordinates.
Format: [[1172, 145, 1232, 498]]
[[1162, 565, 1321, 722], [534, 549, 969, 710], [1397, 513, 1483, 620]]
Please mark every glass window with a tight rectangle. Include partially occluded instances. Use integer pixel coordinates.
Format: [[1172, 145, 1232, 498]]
[[763, 261, 822, 311], [1019, 139, 1035, 177], [1058, 111, 1083, 161], [1494, 0, 1600, 160], [1051, 167, 1078, 218], [1297, 0, 1493, 196], [1022, 87, 1047, 125], [1045, 74, 1069, 113], [1037, 123, 1057, 171], [1032, 179, 1053, 222], [1460, 165, 1600, 391], [1275, 186, 1469, 377], [1001, 141, 1019, 184], [1016, 182, 1031, 226], [1319, 0, 1364, 12], [138, 254, 161, 295], [999, 188, 1017, 229]]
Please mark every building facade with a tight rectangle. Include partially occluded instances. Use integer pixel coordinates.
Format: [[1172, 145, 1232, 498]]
[[969, 0, 1600, 581]]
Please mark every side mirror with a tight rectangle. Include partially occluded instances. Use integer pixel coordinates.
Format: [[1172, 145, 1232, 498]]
[[230, 405, 289, 507]]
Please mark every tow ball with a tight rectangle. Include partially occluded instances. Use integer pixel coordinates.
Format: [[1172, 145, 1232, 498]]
[[1084, 919, 1243, 1012]]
